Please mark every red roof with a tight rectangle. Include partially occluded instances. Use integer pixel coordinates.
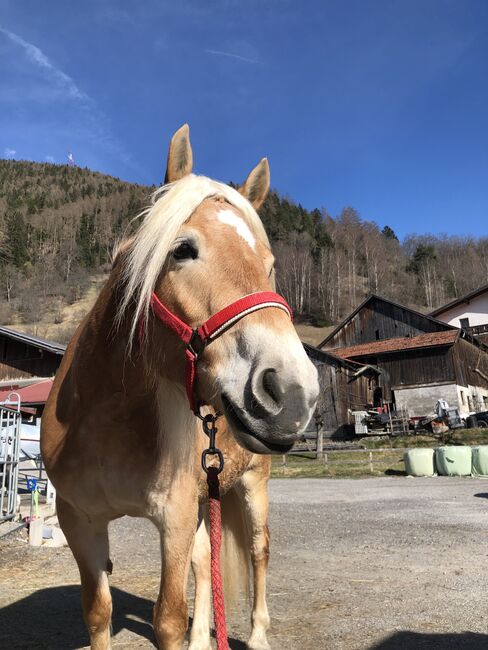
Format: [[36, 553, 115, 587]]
[[331, 330, 459, 359], [0, 379, 54, 406]]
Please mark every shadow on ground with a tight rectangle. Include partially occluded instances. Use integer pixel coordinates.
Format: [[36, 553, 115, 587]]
[[370, 631, 488, 649], [0, 585, 246, 649], [383, 469, 407, 476]]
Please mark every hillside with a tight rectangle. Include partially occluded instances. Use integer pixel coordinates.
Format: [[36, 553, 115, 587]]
[[1, 159, 487, 344], [0, 160, 153, 341]]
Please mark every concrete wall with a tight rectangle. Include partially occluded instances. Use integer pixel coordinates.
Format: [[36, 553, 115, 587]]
[[435, 293, 488, 328], [394, 382, 488, 418], [394, 383, 459, 417], [457, 384, 488, 416]]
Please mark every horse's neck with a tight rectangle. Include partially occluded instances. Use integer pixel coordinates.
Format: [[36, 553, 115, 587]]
[[154, 376, 200, 468], [76, 275, 146, 392], [77, 272, 199, 444]]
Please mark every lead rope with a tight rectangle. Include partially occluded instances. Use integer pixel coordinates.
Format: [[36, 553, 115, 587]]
[[200, 414, 229, 650]]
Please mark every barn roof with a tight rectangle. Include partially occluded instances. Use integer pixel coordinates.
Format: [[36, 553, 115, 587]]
[[430, 282, 488, 318], [0, 378, 54, 406], [0, 326, 66, 355], [318, 294, 456, 349], [331, 330, 460, 359], [303, 342, 381, 373]]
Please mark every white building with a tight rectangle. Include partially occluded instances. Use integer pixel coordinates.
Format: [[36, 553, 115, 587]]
[[430, 283, 488, 344]]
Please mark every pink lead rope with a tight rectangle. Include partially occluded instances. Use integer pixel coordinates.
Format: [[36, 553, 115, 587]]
[[145, 289, 292, 649]]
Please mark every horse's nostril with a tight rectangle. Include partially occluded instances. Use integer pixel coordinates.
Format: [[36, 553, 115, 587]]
[[262, 369, 282, 406]]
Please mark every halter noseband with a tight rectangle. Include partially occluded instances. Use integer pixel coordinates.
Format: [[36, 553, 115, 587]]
[[145, 290, 292, 415]]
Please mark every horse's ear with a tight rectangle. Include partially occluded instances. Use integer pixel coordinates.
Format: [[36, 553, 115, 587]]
[[164, 124, 193, 184], [239, 158, 270, 210]]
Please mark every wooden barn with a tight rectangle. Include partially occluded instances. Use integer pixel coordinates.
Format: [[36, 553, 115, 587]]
[[304, 343, 380, 438], [318, 295, 488, 418], [0, 327, 65, 415]]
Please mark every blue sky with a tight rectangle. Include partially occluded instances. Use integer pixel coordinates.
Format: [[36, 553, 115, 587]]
[[1, 0, 487, 239]]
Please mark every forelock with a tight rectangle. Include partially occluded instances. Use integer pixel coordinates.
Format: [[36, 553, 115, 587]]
[[116, 174, 269, 345]]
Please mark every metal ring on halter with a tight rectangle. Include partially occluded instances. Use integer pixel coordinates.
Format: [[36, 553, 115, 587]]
[[201, 448, 225, 474], [195, 409, 223, 423], [187, 329, 206, 358], [202, 413, 218, 436], [200, 413, 225, 474]]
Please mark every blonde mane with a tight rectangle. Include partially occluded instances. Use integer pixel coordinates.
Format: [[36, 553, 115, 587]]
[[118, 173, 270, 343]]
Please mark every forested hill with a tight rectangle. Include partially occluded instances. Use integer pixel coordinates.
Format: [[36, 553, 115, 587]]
[[0, 158, 487, 342]]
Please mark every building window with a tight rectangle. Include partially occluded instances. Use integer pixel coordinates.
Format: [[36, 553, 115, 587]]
[[460, 317, 470, 329], [484, 396, 488, 409], [460, 390, 465, 405], [375, 329, 380, 341]]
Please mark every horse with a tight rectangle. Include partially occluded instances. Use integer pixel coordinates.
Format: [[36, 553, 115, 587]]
[[41, 124, 319, 650]]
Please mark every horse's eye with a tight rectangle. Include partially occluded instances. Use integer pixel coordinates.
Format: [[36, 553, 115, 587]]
[[173, 241, 198, 261]]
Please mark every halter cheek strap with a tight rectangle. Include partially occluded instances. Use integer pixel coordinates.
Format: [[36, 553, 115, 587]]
[[146, 291, 292, 414]]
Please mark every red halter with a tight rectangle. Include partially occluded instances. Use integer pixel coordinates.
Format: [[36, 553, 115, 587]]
[[146, 290, 292, 415]]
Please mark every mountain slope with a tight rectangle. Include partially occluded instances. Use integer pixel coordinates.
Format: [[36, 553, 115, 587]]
[[1, 159, 487, 343]]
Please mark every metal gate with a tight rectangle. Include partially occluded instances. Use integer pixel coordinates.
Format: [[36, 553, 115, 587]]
[[0, 403, 22, 521]]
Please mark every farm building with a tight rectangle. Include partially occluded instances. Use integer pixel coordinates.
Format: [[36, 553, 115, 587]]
[[0, 324, 378, 437], [0, 327, 65, 416], [430, 282, 488, 345], [304, 343, 380, 438], [318, 295, 488, 418]]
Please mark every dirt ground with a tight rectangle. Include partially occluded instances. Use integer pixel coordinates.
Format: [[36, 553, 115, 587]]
[[1, 476, 488, 649]]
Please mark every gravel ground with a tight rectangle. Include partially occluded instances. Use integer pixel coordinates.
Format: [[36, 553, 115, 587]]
[[1, 476, 488, 649]]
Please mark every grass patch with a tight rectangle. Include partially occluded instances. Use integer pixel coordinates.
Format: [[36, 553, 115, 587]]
[[271, 428, 488, 478], [361, 428, 488, 449], [271, 450, 406, 479]]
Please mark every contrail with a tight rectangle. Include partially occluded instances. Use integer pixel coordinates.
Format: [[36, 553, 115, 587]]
[[0, 24, 87, 100], [205, 49, 260, 64]]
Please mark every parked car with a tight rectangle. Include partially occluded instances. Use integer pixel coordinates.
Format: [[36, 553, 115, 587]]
[[474, 411, 488, 428]]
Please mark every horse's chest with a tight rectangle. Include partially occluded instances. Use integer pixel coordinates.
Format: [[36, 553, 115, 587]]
[[196, 446, 252, 498]]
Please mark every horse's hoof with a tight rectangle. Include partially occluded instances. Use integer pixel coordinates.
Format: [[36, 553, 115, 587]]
[[188, 643, 212, 650]]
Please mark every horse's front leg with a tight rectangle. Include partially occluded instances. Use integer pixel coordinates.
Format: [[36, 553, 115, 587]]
[[189, 515, 212, 650], [153, 484, 199, 650], [56, 496, 112, 650], [239, 468, 271, 650]]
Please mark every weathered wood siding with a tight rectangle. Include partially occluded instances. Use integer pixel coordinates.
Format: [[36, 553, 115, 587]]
[[346, 339, 488, 397], [325, 297, 452, 350], [450, 338, 488, 389], [0, 337, 61, 381], [358, 346, 457, 390], [306, 346, 375, 438]]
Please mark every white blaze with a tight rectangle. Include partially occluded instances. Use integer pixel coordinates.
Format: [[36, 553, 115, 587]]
[[217, 209, 256, 250]]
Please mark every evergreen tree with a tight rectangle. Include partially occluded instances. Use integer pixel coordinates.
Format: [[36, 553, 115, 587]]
[[77, 212, 97, 267], [406, 243, 436, 274], [382, 225, 398, 241], [1, 210, 30, 268]]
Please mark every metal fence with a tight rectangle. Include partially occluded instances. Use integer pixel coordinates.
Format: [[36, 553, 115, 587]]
[[0, 404, 22, 521]]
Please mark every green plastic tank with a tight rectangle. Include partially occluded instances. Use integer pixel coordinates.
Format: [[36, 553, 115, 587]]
[[403, 448, 436, 477], [435, 446, 472, 476], [471, 446, 488, 476]]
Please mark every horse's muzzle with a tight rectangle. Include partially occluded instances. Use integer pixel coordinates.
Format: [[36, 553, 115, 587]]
[[221, 360, 319, 454]]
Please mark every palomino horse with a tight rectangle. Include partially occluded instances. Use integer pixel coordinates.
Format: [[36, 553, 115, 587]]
[[41, 125, 319, 650]]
